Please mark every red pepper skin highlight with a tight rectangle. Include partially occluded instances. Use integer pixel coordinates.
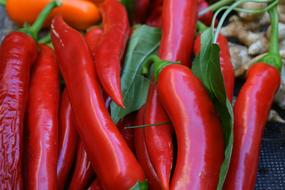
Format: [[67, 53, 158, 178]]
[[144, 83, 173, 190], [159, 0, 198, 66], [194, 34, 235, 102], [224, 63, 280, 190], [134, 108, 161, 190], [26, 45, 59, 190], [95, 0, 130, 108], [57, 89, 78, 190], [157, 64, 224, 190], [69, 141, 95, 190], [0, 32, 37, 190], [51, 16, 145, 190]]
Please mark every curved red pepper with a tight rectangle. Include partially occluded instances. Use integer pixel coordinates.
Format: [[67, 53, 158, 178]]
[[0, 32, 37, 189], [144, 83, 173, 190], [134, 108, 161, 190], [194, 34, 235, 102], [224, 63, 280, 190], [51, 16, 145, 190], [26, 44, 59, 189], [95, 0, 130, 108], [198, 0, 214, 26], [87, 179, 103, 190], [117, 113, 136, 152], [69, 141, 95, 190], [57, 89, 78, 190], [157, 64, 224, 189], [146, 0, 163, 27], [159, 0, 198, 66], [85, 27, 102, 55]]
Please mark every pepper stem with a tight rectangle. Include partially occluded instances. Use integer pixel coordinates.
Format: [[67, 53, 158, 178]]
[[19, 0, 61, 40], [197, 21, 208, 33], [199, 0, 233, 17], [125, 121, 170, 129], [142, 55, 174, 82], [0, 0, 6, 6], [38, 33, 51, 44]]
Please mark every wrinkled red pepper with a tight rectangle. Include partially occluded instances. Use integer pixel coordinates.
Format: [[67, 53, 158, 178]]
[[156, 63, 224, 189], [57, 89, 78, 189], [69, 141, 95, 190], [0, 32, 37, 190], [94, 0, 130, 108], [143, 83, 173, 190], [134, 108, 161, 190], [194, 34, 235, 101], [51, 16, 145, 190], [26, 44, 59, 189]]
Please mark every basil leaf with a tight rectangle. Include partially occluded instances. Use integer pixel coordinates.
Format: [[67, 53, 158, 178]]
[[110, 25, 161, 124], [192, 28, 234, 190]]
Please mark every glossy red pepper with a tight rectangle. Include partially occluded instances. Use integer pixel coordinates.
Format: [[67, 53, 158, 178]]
[[85, 27, 102, 55], [87, 179, 104, 190], [157, 64, 224, 189], [146, 0, 163, 27], [51, 16, 145, 190], [26, 44, 59, 190], [194, 34, 235, 102], [144, 83, 173, 190], [0, 32, 37, 189], [134, 108, 161, 190], [198, 0, 214, 26], [159, 0, 198, 66], [69, 141, 95, 190], [94, 0, 130, 108], [224, 63, 280, 190], [57, 89, 78, 190], [134, 0, 150, 23]]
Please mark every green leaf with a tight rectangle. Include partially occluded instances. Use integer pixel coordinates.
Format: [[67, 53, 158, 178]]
[[110, 25, 161, 124], [130, 181, 148, 190], [192, 28, 234, 190]]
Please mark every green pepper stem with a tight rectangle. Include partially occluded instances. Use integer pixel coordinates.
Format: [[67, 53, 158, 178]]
[[29, 0, 61, 38], [125, 121, 170, 129], [0, 0, 6, 6], [199, 0, 233, 17], [38, 33, 51, 44], [268, 3, 279, 55]]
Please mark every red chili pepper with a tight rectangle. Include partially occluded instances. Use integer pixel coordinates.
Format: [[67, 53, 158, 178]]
[[159, 0, 198, 66], [134, 0, 150, 23], [26, 44, 59, 189], [0, 2, 58, 188], [87, 179, 104, 190], [51, 16, 145, 190], [146, 0, 163, 27], [134, 108, 161, 190], [0, 32, 37, 190], [143, 83, 173, 190], [85, 27, 102, 55], [194, 34, 235, 102], [117, 113, 136, 152], [156, 63, 224, 189], [224, 63, 280, 190], [69, 141, 95, 190], [94, 0, 130, 108], [57, 89, 78, 190], [198, 0, 214, 26]]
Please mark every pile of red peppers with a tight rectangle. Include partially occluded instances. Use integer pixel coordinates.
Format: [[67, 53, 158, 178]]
[[0, 0, 282, 189]]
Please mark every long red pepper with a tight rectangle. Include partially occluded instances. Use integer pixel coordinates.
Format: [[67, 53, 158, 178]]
[[94, 0, 130, 108], [69, 141, 95, 190], [0, 2, 59, 189], [134, 0, 150, 23], [224, 6, 282, 189], [26, 44, 59, 189], [151, 60, 224, 189], [51, 16, 145, 190], [134, 108, 161, 190], [146, 0, 163, 27], [57, 89, 78, 190], [85, 27, 102, 55], [117, 113, 136, 152], [198, 0, 214, 26], [143, 83, 173, 190], [159, 0, 198, 66], [194, 33, 235, 102], [0, 32, 37, 190]]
